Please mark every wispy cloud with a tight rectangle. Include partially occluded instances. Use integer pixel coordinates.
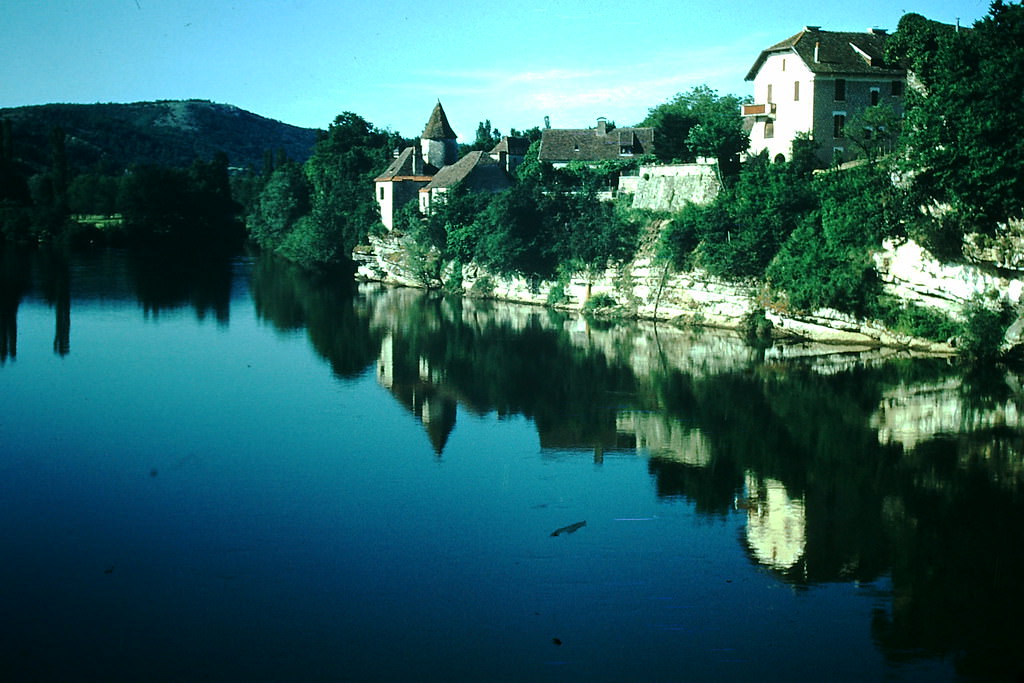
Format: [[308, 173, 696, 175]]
[[371, 31, 767, 132]]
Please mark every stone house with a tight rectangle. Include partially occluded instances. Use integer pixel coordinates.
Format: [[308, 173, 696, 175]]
[[374, 102, 458, 230], [418, 150, 514, 213], [374, 102, 521, 228], [537, 118, 655, 168], [742, 26, 906, 165]]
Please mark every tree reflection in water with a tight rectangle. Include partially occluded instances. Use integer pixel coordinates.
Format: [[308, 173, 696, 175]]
[[5, 247, 1023, 680], [277, 280, 1023, 681]]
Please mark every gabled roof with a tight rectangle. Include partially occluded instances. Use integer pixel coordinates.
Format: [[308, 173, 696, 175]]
[[422, 102, 457, 141], [421, 151, 511, 192], [374, 146, 438, 182], [745, 27, 904, 80], [537, 125, 654, 163], [489, 136, 531, 157]]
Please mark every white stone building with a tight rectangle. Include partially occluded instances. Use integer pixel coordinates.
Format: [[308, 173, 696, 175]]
[[742, 26, 906, 166]]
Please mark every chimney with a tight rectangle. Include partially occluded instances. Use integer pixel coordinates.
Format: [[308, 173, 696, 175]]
[[596, 117, 607, 136]]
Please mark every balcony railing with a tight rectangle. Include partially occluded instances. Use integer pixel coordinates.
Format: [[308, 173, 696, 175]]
[[741, 102, 775, 117]]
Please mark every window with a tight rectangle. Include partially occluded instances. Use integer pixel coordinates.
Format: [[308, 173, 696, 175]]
[[870, 88, 880, 106], [379, 186, 384, 200], [766, 83, 773, 103], [782, 58, 787, 71], [764, 121, 774, 139], [794, 81, 800, 101], [833, 113, 846, 138], [891, 80, 904, 96], [834, 79, 846, 101]]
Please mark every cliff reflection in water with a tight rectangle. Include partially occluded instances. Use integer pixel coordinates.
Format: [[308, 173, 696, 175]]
[[250, 261, 1024, 680]]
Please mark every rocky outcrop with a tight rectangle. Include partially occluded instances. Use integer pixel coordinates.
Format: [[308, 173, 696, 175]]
[[355, 229, 1024, 354], [874, 238, 1024, 314], [629, 163, 722, 212]]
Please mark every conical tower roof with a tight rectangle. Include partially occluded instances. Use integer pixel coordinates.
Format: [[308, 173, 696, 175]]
[[422, 102, 456, 141]]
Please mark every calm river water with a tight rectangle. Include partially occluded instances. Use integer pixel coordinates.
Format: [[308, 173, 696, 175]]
[[3, 246, 1024, 681]]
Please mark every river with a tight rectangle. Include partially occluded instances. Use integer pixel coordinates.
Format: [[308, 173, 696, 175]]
[[2, 245, 1023, 681]]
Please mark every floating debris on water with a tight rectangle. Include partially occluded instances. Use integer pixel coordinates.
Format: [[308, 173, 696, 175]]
[[550, 521, 586, 536]]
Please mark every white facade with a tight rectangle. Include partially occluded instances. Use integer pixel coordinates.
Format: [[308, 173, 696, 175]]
[[746, 53, 815, 162], [743, 28, 905, 166]]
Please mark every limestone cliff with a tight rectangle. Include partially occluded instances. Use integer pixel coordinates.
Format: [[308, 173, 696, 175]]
[[355, 180, 1024, 354]]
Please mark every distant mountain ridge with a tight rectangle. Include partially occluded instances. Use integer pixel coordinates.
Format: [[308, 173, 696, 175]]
[[0, 100, 319, 174]]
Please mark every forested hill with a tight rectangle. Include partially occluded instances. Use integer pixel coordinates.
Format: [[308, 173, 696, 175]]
[[0, 100, 319, 173]]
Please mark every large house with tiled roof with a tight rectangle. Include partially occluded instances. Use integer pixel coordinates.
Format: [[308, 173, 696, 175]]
[[538, 118, 655, 167], [419, 150, 513, 213], [375, 102, 520, 229], [742, 26, 906, 165]]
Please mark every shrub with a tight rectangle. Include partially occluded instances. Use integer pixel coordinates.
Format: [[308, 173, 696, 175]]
[[959, 296, 1014, 361], [740, 307, 774, 345], [469, 275, 494, 299], [583, 293, 617, 314], [873, 298, 961, 342]]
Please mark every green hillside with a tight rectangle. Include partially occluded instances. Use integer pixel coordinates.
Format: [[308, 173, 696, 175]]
[[0, 100, 318, 174]]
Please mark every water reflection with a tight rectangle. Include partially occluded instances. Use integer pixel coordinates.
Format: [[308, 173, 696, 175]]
[[0, 244, 31, 362], [5, 248, 1024, 679], [0, 244, 239, 362], [281, 280, 1022, 680]]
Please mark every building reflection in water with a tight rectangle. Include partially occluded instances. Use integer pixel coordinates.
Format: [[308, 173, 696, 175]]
[[377, 334, 457, 456], [738, 472, 807, 572]]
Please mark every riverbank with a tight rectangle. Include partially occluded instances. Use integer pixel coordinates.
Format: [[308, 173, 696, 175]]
[[355, 229, 1024, 355]]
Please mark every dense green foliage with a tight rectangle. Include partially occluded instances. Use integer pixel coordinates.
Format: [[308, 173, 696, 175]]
[[641, 86, 749, 174], [246, 112, 400, 269], [663, 157, 910, 317], [960, 296, 1015, 360], [1, 119, 245, 248], [396, 153, 642, 287], [887, 2, 1024, 252], [115, 154, 243, 246], [653, 1, 1024, 357], [0, 100, 317, 174], [768, 162, 908, 315], [661, 155, 817, 279]]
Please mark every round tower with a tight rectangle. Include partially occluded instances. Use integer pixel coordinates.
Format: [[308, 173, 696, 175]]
[[420, 101, 458, 168]]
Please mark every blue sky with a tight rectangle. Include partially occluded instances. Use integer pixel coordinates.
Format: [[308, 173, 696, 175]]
[[2, 0, 992, 141]]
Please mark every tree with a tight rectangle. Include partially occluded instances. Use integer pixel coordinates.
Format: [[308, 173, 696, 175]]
[[247, 162, 310, 251], [842, 104, 902, 162], [246, 111, 395, 269], [888, 2, 1024, 241], [641, 86, 749, 172], [468, 120, 502, 151], [508, 126, 543, 143], [694, 156, 817, 278]]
